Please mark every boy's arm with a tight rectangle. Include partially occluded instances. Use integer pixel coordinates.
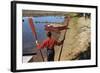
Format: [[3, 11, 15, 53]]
[[36, 40, 47, 49]]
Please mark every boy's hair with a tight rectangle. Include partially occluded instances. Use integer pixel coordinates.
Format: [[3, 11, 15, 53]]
[[47, 31, 52, 37]]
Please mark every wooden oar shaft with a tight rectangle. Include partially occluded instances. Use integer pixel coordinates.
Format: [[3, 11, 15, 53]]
[[58, 16, 71, 61], [28, 18, 44, 62]]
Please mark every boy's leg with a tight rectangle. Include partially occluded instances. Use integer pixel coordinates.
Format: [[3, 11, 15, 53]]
[[47, 49, 55, 61]]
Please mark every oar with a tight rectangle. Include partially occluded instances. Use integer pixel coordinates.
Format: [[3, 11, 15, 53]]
[[58, 16, 71, 61], [28, 18, 44, 62]]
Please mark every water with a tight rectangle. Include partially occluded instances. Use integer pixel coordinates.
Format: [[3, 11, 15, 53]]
[[22, 16, 64, 55]]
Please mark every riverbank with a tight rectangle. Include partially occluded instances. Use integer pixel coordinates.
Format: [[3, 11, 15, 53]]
[[27, 16, 91, 62], [54, 16, 91, 61]]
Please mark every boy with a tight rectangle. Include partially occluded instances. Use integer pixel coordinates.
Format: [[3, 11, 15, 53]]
[[36, 31, 64, 61]]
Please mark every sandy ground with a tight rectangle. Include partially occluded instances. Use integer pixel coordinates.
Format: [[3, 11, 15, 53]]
[[54, 16, 91, 61]]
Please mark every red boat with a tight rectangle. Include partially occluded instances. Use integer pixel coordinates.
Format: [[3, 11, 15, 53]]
[[44, 24, 68, 32]]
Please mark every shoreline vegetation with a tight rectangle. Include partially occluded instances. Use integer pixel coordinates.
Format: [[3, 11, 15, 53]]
[[34, 21, 63, 24]]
